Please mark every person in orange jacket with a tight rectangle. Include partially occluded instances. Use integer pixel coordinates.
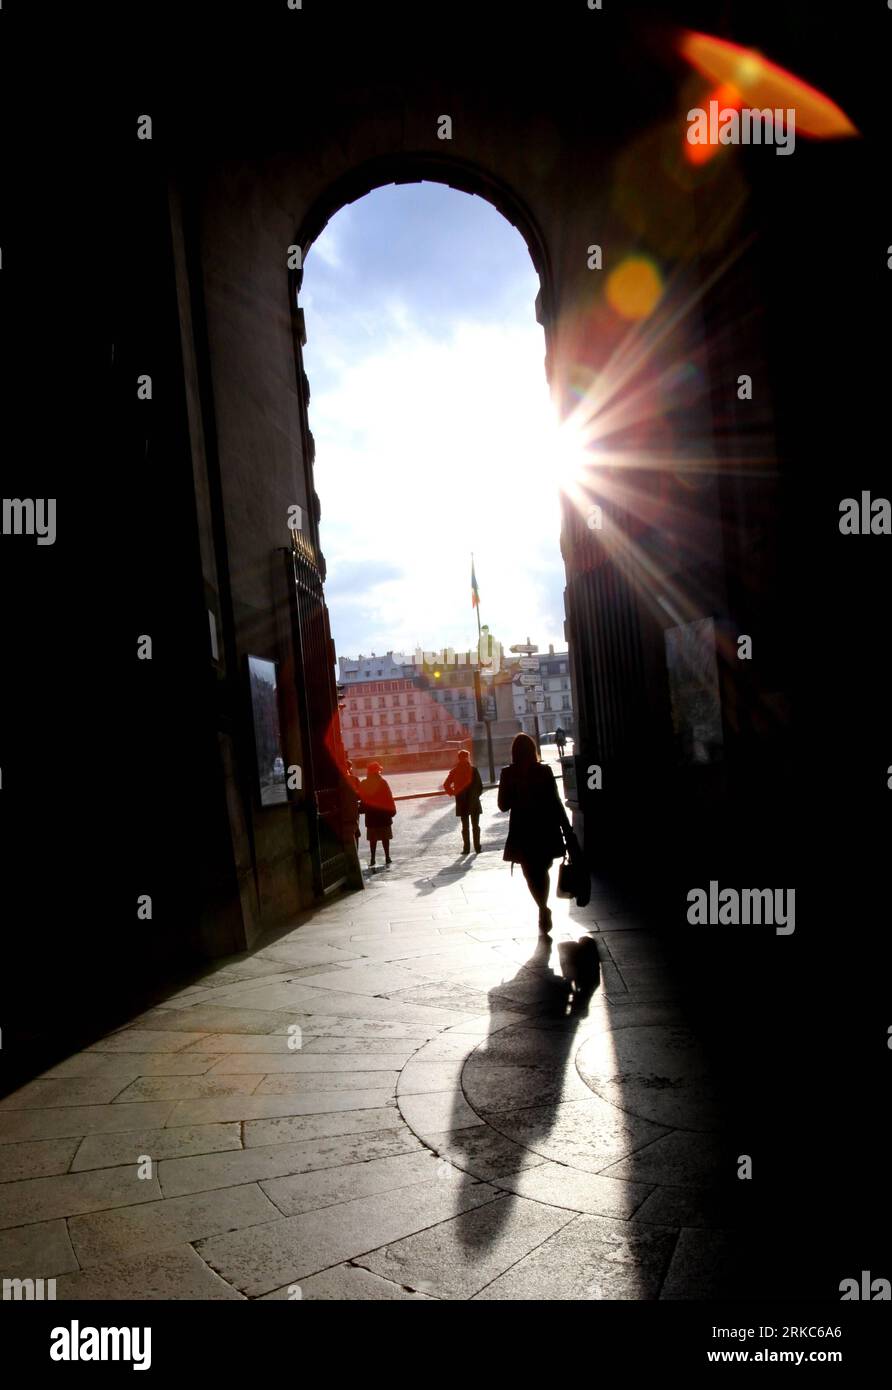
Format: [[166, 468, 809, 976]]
[[443, 749, 483, 854], [358, 761, 397, 869]]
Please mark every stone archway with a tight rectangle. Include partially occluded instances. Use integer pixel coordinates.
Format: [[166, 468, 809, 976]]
[[284, 161, 561, 894], [178, 86, 743, 947]]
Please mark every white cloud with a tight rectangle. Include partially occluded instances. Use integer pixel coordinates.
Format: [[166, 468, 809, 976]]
[[307, 213, 348, 271], [310, 309, 568, 658]]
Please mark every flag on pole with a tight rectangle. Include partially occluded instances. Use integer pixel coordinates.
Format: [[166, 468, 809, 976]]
[[471, 558, 480, 609]]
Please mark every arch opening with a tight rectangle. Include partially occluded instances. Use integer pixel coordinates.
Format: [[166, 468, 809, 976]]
[[295, 177, 577, 825]]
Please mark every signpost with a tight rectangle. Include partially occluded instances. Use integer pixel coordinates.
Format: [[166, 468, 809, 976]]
[[511, 638, 544, 752]]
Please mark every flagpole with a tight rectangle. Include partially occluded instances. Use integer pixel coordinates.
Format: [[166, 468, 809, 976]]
[[471, 552, 495, 784]]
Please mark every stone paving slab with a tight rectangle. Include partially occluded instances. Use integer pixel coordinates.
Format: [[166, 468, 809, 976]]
[[424, 1126, 547, 1180], [254, 1071, 400, 1096], [600, 1130, 728, 1187], [575, 1024, 720, 1130], [293, 1018, 446, 1041], [253, 944, 365, 969], [407, 1031, 485, 1061], [462, 1059, 595, 1111], [356, 1192, 577, 1299], [631, 1183, 741, 1229], [156, 974, 326, 1009], [0, 1136, 81, 1182], [242, 1107, 406, 1148], [206, 1051, 411, 1074], [587, 1000, 687, 1033], [0, 1165, 163, 1230], [491, 1160, 654, 1219], [112, 1074, 266, 1104], [42, 1052, 223, 1079], [396, 1058, 467, 1095], [68, 1183, 281, 1267], [385, 983, 504, 1014], [87, 1029, 212, 1053], [217, 953, 347, 980], [479, 1095, 671, 1174], [291, 963, 439, 995], [260, 1263, 436, 1299], [71, 1123, 243, 1172], [125, 1007, 300, 1035], [54, 1244, 245, 1300], [195, 1175, 499, 1296], [467, 1021, 600, 1066], [300, 1037, 426, 1061], [164, 1088, 399, 1127], [160, 1128, 424, 1199], [332, 936, 478, 961], [186, 982, 478, 1029], [0, 1102, 176, 1144], [447, 1011, 522, 1035], [0, 1218, 79, 1280], [399, 1089, 485, 1138], [473, 1212, 678, 1300], [260, 1149, 447, 1216], [658, 1227, 746, 1300], [0, 1076, 136, 1110], [180, 1020, 439, 1048]]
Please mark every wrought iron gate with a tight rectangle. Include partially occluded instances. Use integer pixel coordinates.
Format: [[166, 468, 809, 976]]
[[287, 535, 353, 894]]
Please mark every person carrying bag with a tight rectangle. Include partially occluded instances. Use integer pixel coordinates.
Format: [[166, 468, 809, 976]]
[[555, 791, 591, 908], [498, 733, 588, 933]]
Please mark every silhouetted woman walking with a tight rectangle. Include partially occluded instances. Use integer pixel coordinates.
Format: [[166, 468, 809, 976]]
[[498, 732, 568, 933]]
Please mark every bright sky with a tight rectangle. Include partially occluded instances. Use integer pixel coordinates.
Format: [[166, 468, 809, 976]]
[[301, 182, 569, 662]]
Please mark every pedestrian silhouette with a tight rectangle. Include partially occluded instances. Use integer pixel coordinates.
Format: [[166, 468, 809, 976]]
[[358, 761, 396, 869], [554, 725, 567, 757], [345, 759, 362, 845], [497, 732, 570, 933], [443, 749, 483, 855]]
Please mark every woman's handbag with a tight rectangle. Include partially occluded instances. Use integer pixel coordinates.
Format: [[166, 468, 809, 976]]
[[562, 828, 591, 908], [556, 855, 577, 898]]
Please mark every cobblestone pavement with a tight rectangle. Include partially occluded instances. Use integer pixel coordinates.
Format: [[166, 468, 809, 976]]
[[0, 783, 747, 1301]]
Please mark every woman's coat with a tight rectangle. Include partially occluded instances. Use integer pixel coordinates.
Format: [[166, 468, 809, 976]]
[[497, 762, 567, 864], [443, 761, 483, 817], [358, 773, 397, 840]]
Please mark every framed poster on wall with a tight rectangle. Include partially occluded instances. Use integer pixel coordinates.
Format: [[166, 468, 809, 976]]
[[247, 655, 289, 806]]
